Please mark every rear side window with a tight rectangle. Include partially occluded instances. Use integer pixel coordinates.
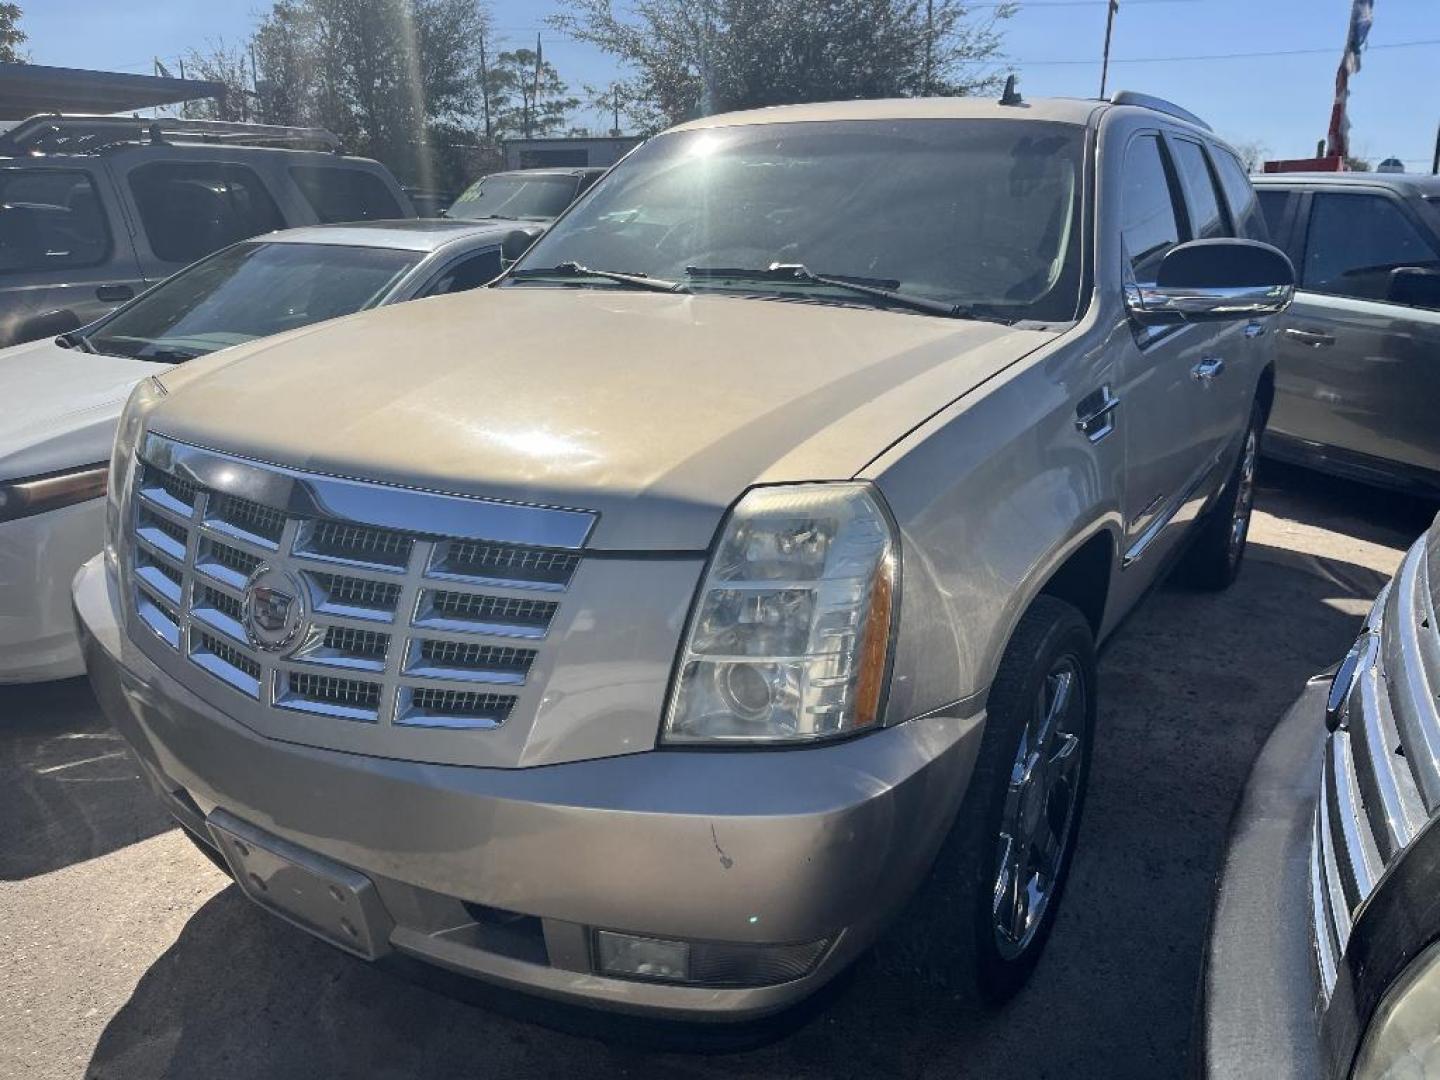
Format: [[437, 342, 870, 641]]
[[1303, 193, 1440, 303], [1257, 190, 1291, 243], [130, 162, 284, 265], [0, 168, 109, 273], [1120, 134, 1182, 280], [1171, 139, 1229, 239], [290, 166, 404, 223], [1211, 149, 1268, 241]]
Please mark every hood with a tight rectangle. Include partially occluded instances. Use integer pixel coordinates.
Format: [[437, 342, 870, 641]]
[[0, 337, 164, 481], [152, 289, 1055, 550]]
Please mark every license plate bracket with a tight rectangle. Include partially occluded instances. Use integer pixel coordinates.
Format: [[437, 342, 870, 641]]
[[208, 809, 394, 960]]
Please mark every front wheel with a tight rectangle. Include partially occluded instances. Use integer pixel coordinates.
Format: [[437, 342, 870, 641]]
[[1175, 399, 1262, 591], [946, 596, 1098, 1004]]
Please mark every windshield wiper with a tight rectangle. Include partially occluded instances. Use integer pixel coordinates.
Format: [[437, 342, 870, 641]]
[[508, 261, 689, 293], [55, 331, 97, 353], [685, 263, 987, 320]]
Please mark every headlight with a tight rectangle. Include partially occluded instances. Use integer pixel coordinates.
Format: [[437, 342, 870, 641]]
[[0, 462, 108, 524], [662, 482, 898, 744], [1353, 940, 1440, 1079], [104, 376, 167, 574]]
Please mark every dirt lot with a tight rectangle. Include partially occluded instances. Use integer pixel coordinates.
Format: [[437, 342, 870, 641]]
[[1, 462, 1433, 1080]]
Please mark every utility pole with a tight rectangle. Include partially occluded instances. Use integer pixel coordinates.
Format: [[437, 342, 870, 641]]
[[478, 30, 492, 140], [527, 32, 543, 140], [612, 86, 621, 137], [249, 42, 261, 121], [923, 0, 934, 96], [1099, 0, 1119, 99], [1432, 120, 1439, 175]]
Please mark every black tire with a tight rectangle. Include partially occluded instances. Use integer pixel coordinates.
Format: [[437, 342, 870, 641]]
[[1175, 399, 1263, 591], [947, 595, 1098, 1005]]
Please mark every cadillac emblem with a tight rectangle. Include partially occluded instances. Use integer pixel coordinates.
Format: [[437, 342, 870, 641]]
[[241, 565, 310, 653]]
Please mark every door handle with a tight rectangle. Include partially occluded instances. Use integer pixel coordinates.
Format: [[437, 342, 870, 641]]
[[1283, 327, 1336, 348], [1075, 385, 1120, 442], [96, 284, 135, 303], [1191, 357, 1226, 384]]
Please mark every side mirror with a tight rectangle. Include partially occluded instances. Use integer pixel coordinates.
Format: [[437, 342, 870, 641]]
[[18, 307, 82, 343], [1388, 267, 1440, 310], [1126, 239, 1295, 325], [500, 228, 538, 263]]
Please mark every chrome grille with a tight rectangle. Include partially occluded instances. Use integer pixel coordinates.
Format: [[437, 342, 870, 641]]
[[434, 538, 580, 587], [1312, 529, 1440, 998], [209, 491, 286, 544], [126, 435, 594, 734], [313, 572, 402, 615]]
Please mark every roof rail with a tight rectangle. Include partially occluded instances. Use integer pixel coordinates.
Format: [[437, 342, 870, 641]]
[[1108, 91, 1212, 132], [0, 113, 342, 156]]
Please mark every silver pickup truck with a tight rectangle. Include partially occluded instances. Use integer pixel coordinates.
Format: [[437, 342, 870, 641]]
[[73, 92, 1294, 1020]]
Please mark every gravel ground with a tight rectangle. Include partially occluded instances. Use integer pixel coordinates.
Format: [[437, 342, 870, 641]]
[[1, 462, 1433, 1080]]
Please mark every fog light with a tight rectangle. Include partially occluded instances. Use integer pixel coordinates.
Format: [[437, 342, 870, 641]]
[[593, 930, 832, 987], [595, 931, 691, 982]]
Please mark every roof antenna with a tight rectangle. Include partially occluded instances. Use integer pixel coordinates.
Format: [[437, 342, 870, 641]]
[[999, 74, 1023, 107]]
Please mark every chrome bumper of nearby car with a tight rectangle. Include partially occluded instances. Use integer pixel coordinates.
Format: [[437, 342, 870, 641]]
[[73, 554, 983, 1020], [1309, 528, 1440, 1075]]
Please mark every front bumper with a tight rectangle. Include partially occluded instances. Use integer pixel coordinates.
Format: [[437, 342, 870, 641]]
[[0, 498, 105, 683], [74, 555, 983, 1020], [1197, 675, 1328, 1078]]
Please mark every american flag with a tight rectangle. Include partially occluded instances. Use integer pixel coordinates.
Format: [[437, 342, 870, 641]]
[[1327, 0, 1376, 159]]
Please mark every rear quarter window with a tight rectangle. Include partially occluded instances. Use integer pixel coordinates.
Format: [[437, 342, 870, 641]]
[[290, 166, 404, 223], [0, 168, 110, 273], [129, 161, 284, 265]]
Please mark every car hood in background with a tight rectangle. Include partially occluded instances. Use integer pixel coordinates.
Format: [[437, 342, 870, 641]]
[[151, 289, 1057, 550], [0, 338, 162, 481]]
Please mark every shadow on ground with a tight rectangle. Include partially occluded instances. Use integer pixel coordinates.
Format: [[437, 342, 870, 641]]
[[0, 677, 170, 880], [81, 476, 1421, 1080]]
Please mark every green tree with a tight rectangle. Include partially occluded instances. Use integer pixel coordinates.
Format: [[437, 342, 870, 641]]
[[551, 0, 1012, 131], [0, 3, 26, 64], [248, 0, 494, 190], [490, 48, 581, 139], [181, 40, 252, 121]]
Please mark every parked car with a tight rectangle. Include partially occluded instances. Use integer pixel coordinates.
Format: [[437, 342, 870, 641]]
[[446, 166, 607, 222], [74, 91, 1293, 1019], [0, 114, 415, 347], [1253, 172, 1440, 496], [404, 186, 457, 218], [1201, 512, 1440, 1079], [0, 218, 539, 684]]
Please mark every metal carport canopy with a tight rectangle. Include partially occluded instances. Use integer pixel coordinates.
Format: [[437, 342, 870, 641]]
[[0, 63, 224, 121]]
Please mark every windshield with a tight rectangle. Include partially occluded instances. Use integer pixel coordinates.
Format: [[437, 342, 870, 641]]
[[509, 119, 1087, 323], [448, 173, 579, 221], [85, 241, 420, 361]]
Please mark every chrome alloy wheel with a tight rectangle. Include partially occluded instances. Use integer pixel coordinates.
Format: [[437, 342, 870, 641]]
[[1229, 428, 1258, 564], [991, 657, 1085, 960]]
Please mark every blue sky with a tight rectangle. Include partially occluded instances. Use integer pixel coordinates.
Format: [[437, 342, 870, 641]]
[[21, 0, 1440, 169]]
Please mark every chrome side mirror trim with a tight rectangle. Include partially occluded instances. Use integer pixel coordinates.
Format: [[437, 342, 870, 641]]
[[1125, 281, 1295, 324]]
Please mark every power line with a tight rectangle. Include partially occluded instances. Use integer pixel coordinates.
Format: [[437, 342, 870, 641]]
[[1009, 36, 1440, 66]]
